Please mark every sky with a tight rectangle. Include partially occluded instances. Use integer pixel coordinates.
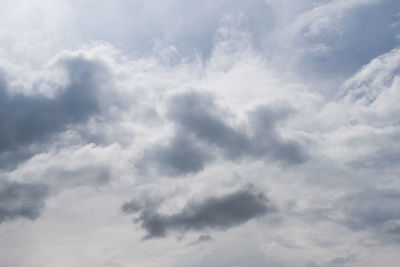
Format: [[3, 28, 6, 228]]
[[0, 0, 400, 266]]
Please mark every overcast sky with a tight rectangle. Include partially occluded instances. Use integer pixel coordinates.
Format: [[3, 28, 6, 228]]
[[1, 0, 400, 266]]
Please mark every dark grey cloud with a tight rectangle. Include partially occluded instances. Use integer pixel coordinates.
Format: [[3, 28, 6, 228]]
[[138, 91, 307, 177], [0, 56, 107, 168], [0, 180, 49, 223], [122, 186, 275, 238]]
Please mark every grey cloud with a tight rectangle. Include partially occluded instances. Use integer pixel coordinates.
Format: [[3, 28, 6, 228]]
[[44, 164, 112, 190], [121, 200, 144, 215], [349, 148, 400, 170], [328, 255, 356, 266], [0, 148, 36, 170], [190, 234, 213, 245], [168, 91, 251, 160], [121, 191, 164, 215], [136, 133, 214, 177], [0, 180, 49, 223], [0, 56, 106, 166], [292, 188, 400, 245], [140, 91, 307, 177], [383, 220, 400, 242], [123, 187, 275, 238], [306, 255, 357, 267], [248, 105, 308, 164], [337, 188, 400, 231], [175, 238, 290, 267], [170, 92, 307, 164]]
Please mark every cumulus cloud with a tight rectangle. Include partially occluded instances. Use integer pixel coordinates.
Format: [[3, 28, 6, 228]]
[[122, 186, 275, 238]]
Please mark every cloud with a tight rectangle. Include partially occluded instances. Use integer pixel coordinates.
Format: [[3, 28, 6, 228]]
[[328, 255, 356, 266], [167, 91, 251, 160], [0, 180, 49, 223], [138, 91, 308, 176], [169, 92, 307, 164], [137, 133, 214, 177], [189, 234, 213, 245], [0, 55, 107, 156], [337, 188, 400, 231], [383, 220, 400, 242], [122, 186, 275, 238], [291, 0, 400, 77], [248, 104, 308, 164]]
